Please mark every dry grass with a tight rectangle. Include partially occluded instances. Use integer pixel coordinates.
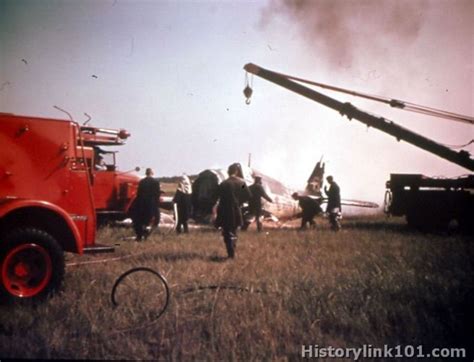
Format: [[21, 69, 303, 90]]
[[0, 216, 472, 360]]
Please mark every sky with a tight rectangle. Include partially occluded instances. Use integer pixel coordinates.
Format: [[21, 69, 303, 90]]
[[1, 0, 473, 205]]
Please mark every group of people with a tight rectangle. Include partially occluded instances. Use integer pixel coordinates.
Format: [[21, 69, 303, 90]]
[[129, 168, 193, 241], [129, 163, 341, 258], [291, 175, 341, 231]]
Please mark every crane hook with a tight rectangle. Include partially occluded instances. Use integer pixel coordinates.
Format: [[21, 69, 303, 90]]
[[244, 72, 253, 104], [244, 85, 253, 105]]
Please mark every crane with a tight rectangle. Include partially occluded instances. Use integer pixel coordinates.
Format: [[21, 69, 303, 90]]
[[243, 63, 474, 232]]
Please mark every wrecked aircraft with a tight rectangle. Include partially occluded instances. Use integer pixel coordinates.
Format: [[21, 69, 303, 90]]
[[188, 160, 378, 227]]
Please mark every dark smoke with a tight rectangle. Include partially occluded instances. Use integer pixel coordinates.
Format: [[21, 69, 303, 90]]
[[261, 0, 427, 67]]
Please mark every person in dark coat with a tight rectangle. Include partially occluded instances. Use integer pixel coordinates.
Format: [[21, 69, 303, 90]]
[[215, 163, 251, 258], [130, 168, 161, 241], [173, 175, 193, 234], [292, 192, 323, 230], [324, 175, 342, 231], [243, 176, 273, 232]]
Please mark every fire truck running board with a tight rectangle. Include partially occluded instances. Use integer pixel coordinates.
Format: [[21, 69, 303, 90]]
[[83, 244, 115, 254]]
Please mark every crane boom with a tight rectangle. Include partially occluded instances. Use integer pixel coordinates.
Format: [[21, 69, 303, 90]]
[[244, 63, 474, 171]]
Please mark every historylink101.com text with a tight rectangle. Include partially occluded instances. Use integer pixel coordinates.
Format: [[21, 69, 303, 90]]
[[301, 344, 466, 360]]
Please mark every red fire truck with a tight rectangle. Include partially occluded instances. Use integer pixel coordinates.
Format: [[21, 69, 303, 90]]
[[79, 125, 140, 226], [0, 113, 125, 302]]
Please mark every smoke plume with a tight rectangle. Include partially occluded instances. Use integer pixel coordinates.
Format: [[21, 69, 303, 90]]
[[261, 0, 427, 67]]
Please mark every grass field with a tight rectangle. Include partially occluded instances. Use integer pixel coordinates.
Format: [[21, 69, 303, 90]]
[[0, 215, 472, 360]]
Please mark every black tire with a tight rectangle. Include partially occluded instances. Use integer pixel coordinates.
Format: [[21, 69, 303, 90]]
[[0, 228, 65, 303], [406, 209, 450, 232], [458, 215, 474, 234]]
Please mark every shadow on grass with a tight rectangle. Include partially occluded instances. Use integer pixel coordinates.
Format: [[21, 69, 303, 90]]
[[154, 251, 207, 262], [208, 255, 229, 263], [152, 251, 228, 263], [342, 219, 409, 232], [342, 219, 473, 238]]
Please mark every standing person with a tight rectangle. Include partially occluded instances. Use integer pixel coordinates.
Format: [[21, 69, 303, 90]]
[[215, 163, 251, 258], [173, 175, 193, 234], [324, 175, 342, 231], [244, 176, 273, 232], [292, 192, 322, 230], [130, 168, 161, 241]]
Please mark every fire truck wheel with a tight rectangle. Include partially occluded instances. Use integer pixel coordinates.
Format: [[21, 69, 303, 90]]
[[0, 228, 65, 303]]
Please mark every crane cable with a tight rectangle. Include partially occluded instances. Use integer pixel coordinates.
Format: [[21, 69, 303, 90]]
[[269, 71, 473, 126], [439, 139, 474, 149]]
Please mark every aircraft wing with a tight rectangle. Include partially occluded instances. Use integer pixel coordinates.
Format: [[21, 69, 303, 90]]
[[340, 199, 379, 208], [159, 195, 175, 211]]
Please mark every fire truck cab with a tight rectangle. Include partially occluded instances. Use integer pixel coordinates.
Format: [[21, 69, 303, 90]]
[[79, 125, 140, 226], [0, 113, 97, 302]]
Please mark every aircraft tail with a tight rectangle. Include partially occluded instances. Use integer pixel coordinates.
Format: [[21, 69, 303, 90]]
[[306, 157, 325, 196]]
